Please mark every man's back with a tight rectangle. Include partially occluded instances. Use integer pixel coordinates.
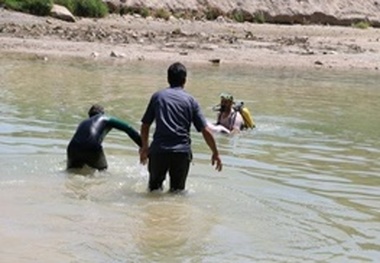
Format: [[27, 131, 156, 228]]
[[67, 114, 108, 170], [139, 62, 222, 192], [141, 87, 206, 153]]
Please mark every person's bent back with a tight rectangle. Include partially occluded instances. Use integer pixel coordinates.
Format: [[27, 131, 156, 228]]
[[67, 104, 141, 171]]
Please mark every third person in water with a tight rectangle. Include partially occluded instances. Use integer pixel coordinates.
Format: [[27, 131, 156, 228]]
[[215, 92, 244, 133], [209, 92, 256, 134]]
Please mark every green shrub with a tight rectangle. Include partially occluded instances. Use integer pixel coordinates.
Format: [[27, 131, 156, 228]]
[[4, 0, 53, 16], [230, 9, 245, 23], [173, 10, 202, 20], [121, 6, 150, 17], [254, 11, 265, 24], [28, 0, 53, 15], [53, 0, 107, 17], [4, 0, 109, 18], [72, 0, 108, 18], [352, 21, 371, 29], [154, 8, 170, 20], [3, 0, 22, 11], [139, 7, 150, 18], [205, 6, 223, 21]]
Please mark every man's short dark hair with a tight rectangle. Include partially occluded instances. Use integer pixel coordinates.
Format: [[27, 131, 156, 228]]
[[167, 62, 187, 87], [88, 104, 104, 117]]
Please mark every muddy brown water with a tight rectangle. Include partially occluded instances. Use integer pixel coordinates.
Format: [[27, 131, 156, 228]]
[[1, 56, 379, 262]]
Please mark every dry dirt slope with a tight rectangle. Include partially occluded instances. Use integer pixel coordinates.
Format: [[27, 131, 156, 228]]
[[112, 0, 380, 27], [1, 6, 380, 71]]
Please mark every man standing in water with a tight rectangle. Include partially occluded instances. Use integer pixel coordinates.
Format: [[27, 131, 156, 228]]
[[67, 104, 142, 171], [139, 62, 222, 192]]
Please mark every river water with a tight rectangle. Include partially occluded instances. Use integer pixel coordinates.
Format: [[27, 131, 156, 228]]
[[0, 55, 379, 263]]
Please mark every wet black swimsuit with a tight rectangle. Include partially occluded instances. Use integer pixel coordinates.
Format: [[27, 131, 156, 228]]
[[67, 114, 141, 170]]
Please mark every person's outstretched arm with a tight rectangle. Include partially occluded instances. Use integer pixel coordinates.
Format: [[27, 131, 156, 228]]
[[139, 123, 150, 165], [107, 117, 142, 147], [201, 126, 222, 171]]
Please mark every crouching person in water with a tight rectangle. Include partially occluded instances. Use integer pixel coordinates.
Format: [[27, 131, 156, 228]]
[[67, 104, 142, 171], [209, 93, 244, 134]]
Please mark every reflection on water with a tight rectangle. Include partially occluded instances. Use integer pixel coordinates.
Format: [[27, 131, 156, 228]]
[[0, 54, 379, 262], [135, 199, 214, 262]]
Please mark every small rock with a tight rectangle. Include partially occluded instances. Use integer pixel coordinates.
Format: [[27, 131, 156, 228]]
[[216, 16, 226, 23], [180, 42, 197, 49], [303, 49, 315, 55], [91, 52, 99, 58], [169, 15, 177, 22], [50, 4, 76, 23], [245, 31, 254, 39], [165, 42, 176, 48], [131, 31, 138, 39], [35, 55, 48, 61], [199, 32, 207, 38], [201, 44, 218, 51], [314, 60, 323, 65], [110, 51, 126, 58], [322, 50, 337, 55], [209, 59, 221, 64]]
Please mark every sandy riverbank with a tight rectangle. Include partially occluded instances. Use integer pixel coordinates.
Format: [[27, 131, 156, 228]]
[[1, 9, 380, 71]]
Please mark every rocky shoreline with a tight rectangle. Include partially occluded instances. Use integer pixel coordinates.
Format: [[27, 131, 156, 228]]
[[1, 8, 380, 71], [103, 0, 380, 28]]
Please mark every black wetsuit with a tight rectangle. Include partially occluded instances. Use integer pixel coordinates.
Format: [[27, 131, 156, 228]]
[[67, 113, 141, 170]]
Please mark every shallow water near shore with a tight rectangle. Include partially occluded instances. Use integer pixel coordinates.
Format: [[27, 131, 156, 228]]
[[0, 55, 379, 262]]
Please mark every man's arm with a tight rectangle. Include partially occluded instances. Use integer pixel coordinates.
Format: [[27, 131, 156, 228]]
[[139, 123, 150, 165], [201, 126, 222, 171], [107, 117, 142, 147], [207, 122, 231, 134]]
